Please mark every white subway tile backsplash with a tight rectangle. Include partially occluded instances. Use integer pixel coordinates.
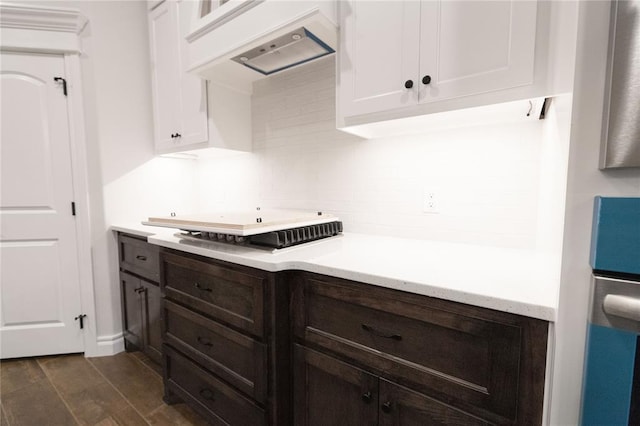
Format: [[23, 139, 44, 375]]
[[195, 55, 561, 249]]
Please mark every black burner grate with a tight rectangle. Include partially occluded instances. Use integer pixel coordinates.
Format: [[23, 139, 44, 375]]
[[182, 221, 343, 249], [248, 221, 343, 248]]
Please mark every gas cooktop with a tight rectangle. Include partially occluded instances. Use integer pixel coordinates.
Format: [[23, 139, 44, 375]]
[[143, 209, 343, 249]]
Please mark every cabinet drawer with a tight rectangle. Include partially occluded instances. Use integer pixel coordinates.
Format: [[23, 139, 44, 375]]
[[293, 275, 548, 424], [118, 234, 159, 282], [161, 251, 265, 337], [164, 345, 266, 426], [164, 300, 267, 402]]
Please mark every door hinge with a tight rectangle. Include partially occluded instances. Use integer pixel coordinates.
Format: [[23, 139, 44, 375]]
[[54, 77, 68, 96], [74, 314, 87, 329], [71, 201, 76, 216]]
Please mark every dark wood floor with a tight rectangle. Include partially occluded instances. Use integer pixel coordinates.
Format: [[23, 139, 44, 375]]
[[0, 351, 208, 425]]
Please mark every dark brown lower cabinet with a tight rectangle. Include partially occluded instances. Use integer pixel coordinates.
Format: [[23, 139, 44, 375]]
[[294, 345, 490, 426], [160, 249, 291, 426], [292, 272, 549, 425], [120, 271, 162, 364], [115, 237, 548, 426], [118, 232, 162, 364]]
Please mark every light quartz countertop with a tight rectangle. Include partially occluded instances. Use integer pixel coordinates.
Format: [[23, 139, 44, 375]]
[[112, 223, 560, 321]]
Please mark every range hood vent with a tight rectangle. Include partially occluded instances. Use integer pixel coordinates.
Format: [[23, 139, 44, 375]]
[[186, 1, 337, 94], [231, 27, 334, 76]]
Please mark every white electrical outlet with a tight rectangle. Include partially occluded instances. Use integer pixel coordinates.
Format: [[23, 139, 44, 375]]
[[423, 191, 439, 214]]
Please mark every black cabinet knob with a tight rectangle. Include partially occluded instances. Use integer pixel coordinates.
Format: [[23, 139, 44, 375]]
[[362, 392, 372, 404], [404, 80, 414, 89], [381, 401, 392, 413], [422, 75, 432, 85], [199, 388, 215, 401]]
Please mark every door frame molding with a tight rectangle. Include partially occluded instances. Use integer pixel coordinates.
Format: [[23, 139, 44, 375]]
[[1, 3, 103, 357]]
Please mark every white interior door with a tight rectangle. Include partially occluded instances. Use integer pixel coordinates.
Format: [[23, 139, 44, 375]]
[[0, 51, 84, 358]]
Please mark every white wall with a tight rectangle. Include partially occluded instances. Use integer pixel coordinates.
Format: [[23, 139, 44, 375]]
[[197, 56, 568, 252], [18, 0, 199, 354], [550, 2, 640, 424], [78, 0, 198, 354]]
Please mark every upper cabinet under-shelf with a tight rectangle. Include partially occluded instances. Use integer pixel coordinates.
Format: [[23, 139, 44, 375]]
[[337, 0, 570, 134]]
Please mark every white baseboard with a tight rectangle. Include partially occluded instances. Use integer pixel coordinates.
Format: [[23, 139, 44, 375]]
[[85, 332, 125, 357]]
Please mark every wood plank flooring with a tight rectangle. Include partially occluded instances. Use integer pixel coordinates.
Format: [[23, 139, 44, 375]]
[[0, 352, 207, 425]]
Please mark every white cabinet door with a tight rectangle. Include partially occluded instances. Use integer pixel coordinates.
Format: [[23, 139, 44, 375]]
[[149, 0, 180, 151], [0, 52, 84, 358], [418, 0, 537, 104], [338, 0, 538, 124], [338, 0, 421, 118], [175, 0, 208, 147], [149, 0, 207, 153]]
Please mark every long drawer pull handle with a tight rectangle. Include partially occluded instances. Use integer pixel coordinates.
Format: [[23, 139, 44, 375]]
[[194, 282, 212, 292], [134, 286, 145, 294], [199, 388, 215, 401], [135, 255, 147, 261], [361, 324, 402, 341], [197, 336, 213, 347]]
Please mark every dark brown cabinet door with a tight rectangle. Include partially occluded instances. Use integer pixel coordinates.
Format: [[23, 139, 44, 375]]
[[121, 270, 162, 363], [293, 273, 548, 424], [121, 271, 143, 350], [378, 379, 490, 426], [294, 345, 378, 426], [141, 281, 162, 364]]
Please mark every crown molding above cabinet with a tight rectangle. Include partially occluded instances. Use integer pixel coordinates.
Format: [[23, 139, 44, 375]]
[[0, 2, 87, 53]]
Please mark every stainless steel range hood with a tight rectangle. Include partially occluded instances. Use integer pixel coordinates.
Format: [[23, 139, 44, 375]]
[[230, 27, 334, 76], [186, 1, 337, 94]]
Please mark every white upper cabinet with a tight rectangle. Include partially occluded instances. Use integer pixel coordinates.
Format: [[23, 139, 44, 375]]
[[418, 1, 536, 104], [149, 0, 208, 153], [338, 0, 540, 127], [338, 1, 421, 116]]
